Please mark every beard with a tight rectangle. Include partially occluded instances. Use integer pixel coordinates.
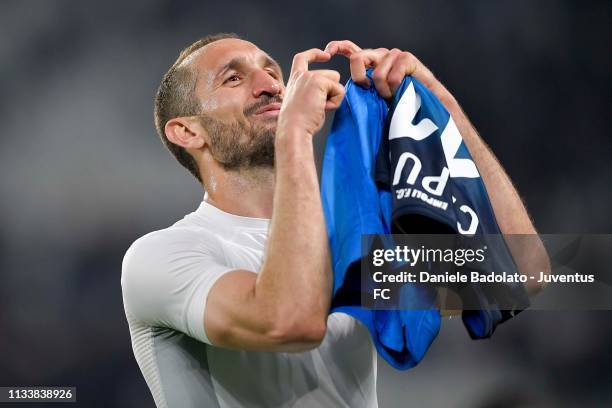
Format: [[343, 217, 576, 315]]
[[198, 98, 279, 171]]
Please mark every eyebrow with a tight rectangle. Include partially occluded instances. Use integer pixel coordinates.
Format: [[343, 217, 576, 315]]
[[215, 54, 283, 80]]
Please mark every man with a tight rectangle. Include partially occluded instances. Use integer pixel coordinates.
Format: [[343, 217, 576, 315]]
[[121, 33, 546, 407]]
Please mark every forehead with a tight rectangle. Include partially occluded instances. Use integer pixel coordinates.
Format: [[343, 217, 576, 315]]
[[190, 38, 270, 73]]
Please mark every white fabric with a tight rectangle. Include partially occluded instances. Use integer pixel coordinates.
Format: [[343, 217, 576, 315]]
[[121, 198, 378, 407]]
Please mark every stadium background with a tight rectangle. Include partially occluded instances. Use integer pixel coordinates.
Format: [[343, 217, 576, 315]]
[[1, 0, 610, 406]]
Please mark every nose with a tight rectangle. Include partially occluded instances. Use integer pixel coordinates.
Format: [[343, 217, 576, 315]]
[[251, 69, 282, 99]]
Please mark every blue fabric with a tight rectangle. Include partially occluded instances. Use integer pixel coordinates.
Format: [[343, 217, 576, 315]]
[[377, 76, 529, 339], [321, 75, 440, 370], [321, 72, 529, 370]]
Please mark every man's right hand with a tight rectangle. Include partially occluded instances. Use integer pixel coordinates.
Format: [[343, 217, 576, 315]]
[[277, 48, 345, 138]]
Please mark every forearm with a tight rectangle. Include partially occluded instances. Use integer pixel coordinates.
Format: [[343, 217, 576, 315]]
[[446, 96, 534, 235], [435, 88, 549, 293], [255, 129, 332, 339], [320, 41, 550, 298]]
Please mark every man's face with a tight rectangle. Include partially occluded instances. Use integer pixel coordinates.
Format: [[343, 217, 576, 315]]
[[190, 38, 285, 170]]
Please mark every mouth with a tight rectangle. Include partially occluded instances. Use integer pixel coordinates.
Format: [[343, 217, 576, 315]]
[[254, 102, 282, 117]]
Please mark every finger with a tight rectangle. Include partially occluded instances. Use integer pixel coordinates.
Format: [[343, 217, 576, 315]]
[[401, 53, 438, 90], [387, 51, 418, 95], [311, 69, 341, 83], [372, 48, 402, 99], [349, 48, 388, 87], [324, 40, 362, 57], [323, 79, 346, 111], [290, 48, 331, 77]]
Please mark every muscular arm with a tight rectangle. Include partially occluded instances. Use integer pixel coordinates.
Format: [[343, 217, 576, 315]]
[[325, 41, 550, 295], [437, 89, 550, 294], [398, 52, 551, 295], [204, 50, 344, 352]]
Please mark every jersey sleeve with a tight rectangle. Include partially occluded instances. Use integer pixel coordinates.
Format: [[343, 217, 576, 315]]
[[121, 228, 235, 345]]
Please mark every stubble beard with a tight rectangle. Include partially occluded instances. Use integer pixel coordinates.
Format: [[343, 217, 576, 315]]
[[199, 114, 276, 172]]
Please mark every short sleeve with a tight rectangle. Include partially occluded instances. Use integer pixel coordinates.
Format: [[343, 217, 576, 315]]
[[121, 228, 234, 345]]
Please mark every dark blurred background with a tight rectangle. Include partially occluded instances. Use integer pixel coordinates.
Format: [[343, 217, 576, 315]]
[[1, 0, 610, 407]]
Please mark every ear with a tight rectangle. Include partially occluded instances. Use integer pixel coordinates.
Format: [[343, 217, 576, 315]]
[[164, 117, 206, 150]]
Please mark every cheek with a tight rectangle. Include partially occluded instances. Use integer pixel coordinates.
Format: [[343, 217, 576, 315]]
[[207, 102, 245, 127], [200, 96, 243, 126], [201, 72, 219, 112], [201, 95, 218, 112], [205, 71, 215, 88], [215, 100, 249, 124], [199, 87, 250, 126]]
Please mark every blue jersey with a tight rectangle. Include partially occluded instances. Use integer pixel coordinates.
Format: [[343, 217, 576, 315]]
[[321, 72, 529, 370]]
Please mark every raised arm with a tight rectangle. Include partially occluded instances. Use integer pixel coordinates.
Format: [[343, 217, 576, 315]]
[[325, 40, 550, 295], [203, 49, 345, 352], [430, 81, 551, 295]]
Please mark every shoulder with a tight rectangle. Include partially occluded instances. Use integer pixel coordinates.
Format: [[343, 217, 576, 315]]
[[124, 222, 221, 262], [128, 225, 200, 248], [123, 227, 196, 266], [120, 225, 227, 325], [121, 225, 223, 292]]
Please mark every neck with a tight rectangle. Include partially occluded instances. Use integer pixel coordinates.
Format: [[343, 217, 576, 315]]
[[203, 166, 275, 219]]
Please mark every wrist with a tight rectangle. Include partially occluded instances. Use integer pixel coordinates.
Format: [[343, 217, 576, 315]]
[[275, 124, 313, 148], [429, 83, 458, 110], [275, 127, 314, 165]]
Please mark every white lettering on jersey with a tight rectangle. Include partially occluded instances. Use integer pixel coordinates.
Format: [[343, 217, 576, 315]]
[[390, 80, 481, 234], [389, 82, 438, 141]]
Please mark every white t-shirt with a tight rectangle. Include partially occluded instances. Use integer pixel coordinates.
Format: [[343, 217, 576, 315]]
[[121, 198, 378, 407]]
